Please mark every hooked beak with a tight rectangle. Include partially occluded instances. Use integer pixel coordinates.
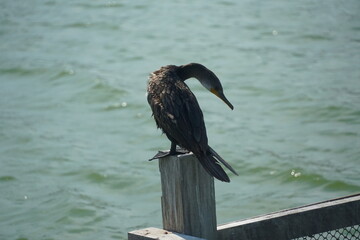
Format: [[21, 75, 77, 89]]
[[211, 89, 234, 110]]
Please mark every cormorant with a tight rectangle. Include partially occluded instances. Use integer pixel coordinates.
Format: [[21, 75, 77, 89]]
[[147, 63, 238, 182]]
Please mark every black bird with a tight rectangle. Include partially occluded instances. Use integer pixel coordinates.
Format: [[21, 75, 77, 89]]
[[147, 63, 238, 182]]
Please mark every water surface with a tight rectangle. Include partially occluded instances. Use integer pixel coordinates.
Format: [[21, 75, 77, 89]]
[[1, 0, 360, 239]]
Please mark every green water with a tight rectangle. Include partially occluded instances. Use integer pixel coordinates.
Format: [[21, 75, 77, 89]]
[[1, 0, 360, 239]]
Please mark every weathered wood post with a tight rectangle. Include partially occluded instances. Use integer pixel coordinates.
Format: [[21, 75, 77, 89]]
[[159, 153, 217, 240]]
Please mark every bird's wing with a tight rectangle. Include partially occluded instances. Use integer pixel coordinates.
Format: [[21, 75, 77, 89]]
[[158, 82, 208, 153]]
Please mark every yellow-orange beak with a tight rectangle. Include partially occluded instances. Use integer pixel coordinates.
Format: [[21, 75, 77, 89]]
[[211, 88, 234, 110]]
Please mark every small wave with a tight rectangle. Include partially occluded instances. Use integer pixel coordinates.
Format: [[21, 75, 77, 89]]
[[284, 171, 360, 192], [324, 180, 360, 192], [69, 207, 96, 218], [0, 67, 47, 76], [76, 2, 125, 9], [67, 80, 127, 104], [63, 22, 120, 31], [103, 102, 128, 111], [49, 68, 75, 81], [299, 34, 333, 41], [64, 23, 90, 28], [0, 176, 16, 182], [85, 172, 108, 183], [281, 104, 360, 124]]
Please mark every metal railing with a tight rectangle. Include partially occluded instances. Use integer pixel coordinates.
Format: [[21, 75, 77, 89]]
[[293, 224, 360, 240]]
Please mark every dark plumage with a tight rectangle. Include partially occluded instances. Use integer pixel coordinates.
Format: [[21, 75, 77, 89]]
[[147, 63, 238, 182]]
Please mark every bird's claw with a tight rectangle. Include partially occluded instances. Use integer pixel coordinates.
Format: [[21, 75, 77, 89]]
[[148, 148, 190, 161]]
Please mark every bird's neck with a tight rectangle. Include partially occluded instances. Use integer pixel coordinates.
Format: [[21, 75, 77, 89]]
[[177, 63, 208, 82]]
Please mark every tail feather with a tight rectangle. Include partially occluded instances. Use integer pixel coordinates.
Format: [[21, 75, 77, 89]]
[[196, 146, 238, 182], [198, 154, 230, 182], [208, 146, 238, 176]]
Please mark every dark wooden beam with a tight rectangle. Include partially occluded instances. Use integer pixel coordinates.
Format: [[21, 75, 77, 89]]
[[217, 194, 360, 240]]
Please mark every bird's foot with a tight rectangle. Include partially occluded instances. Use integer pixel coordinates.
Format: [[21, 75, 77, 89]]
[[148, 147, 190, 161]]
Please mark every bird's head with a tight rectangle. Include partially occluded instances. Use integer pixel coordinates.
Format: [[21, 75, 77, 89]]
[[179, 63, 234, 110]]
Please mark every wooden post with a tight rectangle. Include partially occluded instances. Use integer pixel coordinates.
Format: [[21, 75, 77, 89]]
[[159, 153, 217, 240]]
